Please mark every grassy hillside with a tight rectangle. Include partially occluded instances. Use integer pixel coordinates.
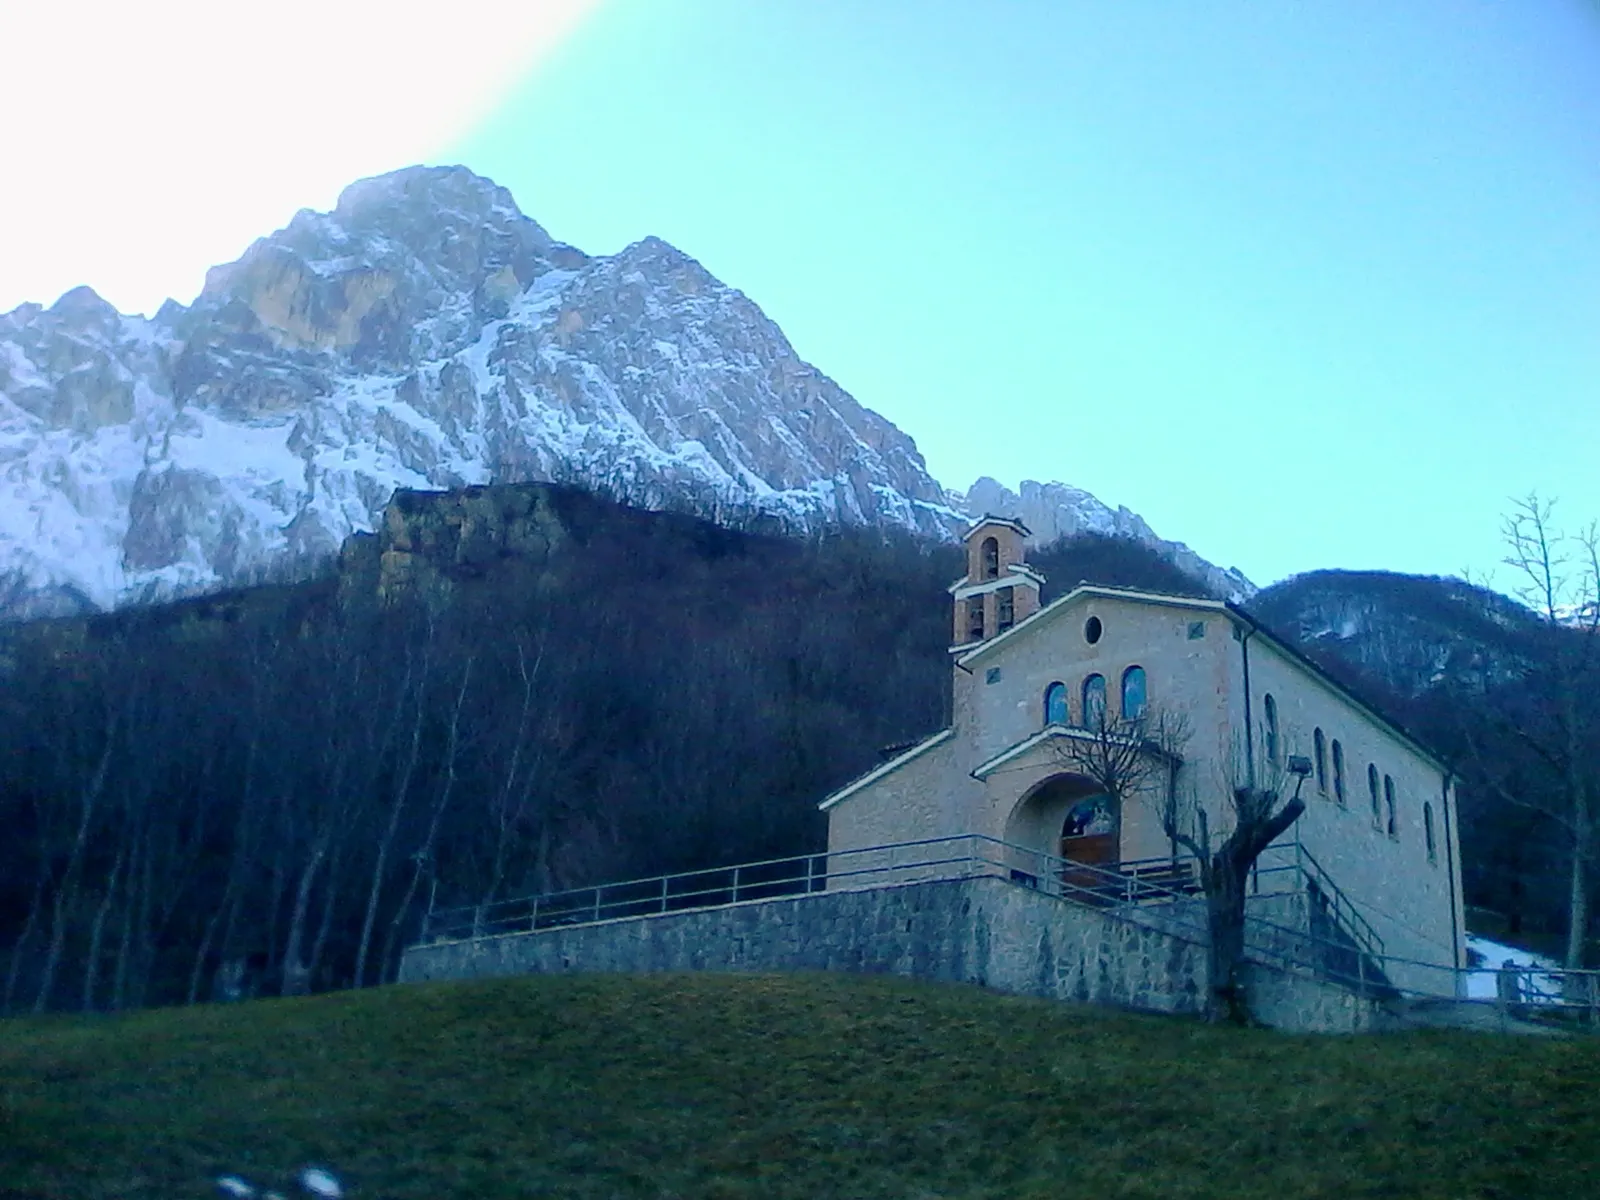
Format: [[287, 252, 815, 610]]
[[3, 973, 1597, 1199]]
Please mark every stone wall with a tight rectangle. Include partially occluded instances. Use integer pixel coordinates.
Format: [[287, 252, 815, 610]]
[[401, 875, 1382, 1033]]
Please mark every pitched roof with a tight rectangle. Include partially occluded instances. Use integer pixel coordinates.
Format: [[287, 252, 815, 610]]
[[953, 584, 1226, 667], [817, 728, 953, 811], [970, 723, 1178, 781], [964, 514, 1032, 539], [1225, 603, 1450, 774]]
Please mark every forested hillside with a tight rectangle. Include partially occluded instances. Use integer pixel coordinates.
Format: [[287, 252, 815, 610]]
[[2, 483, 1587, 1016], [1252, 567, 1596, 949], [0, 482, 1216, 1013]]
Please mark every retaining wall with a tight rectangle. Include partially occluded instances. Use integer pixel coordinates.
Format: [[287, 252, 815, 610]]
[[400, 875, 1383, 1032]]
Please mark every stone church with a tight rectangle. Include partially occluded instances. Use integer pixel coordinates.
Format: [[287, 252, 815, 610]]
[[403, 514, 1472, 1030], [821, 516, 1467, 993]]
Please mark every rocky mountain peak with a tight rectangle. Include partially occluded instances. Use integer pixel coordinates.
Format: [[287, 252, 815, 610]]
[[47, 285, 120, 326], [0, 165, 1245, 620], [955, 476, 1255, 601]]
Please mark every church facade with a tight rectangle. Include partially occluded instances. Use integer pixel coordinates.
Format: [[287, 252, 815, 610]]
[[821, 516, 1468, 992]]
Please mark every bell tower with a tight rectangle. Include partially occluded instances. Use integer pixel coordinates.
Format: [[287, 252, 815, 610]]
[[950, 515, 1043, 646]]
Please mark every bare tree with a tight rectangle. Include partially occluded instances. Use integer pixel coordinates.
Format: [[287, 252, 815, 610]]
[[1045, 706, 1190, 815], [352, 631, 430, 989], [379, 654, 474, 983], [1162, 756, 1309, 1025], [32, 701, 120, 1013], [1050, 708, 1308, 1024], [1458, 494, 1599, 968]]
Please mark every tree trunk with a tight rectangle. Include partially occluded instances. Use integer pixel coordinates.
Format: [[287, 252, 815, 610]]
[[110, 828, 142, 1012], [3, 860, 51, 1015], [1205, 856, 1252, 1025], [1199, 789, 1306, 1025], [263, 833, 288, 983], [381, 659, 473, 982], [80, 841, 127, 1012], [279, 837, 328, 997], [307, 837, 346, 991], [33, 712, 119, 1013], [1566, 786, 1591, 969], [187, 841, 246, 1006], [128, 821, 158, 1009], [353, 672, 426, 989]]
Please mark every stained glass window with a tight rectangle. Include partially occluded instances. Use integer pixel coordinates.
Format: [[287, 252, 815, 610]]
[[1121, 666, 1147, 720], [1044, 682, 1068, 726], [1082, 674, 1107, 729]]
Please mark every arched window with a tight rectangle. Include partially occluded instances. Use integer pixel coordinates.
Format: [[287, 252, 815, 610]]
[[1263, 694, 1279, 765], [1332, 740, 1346, 806], [1384, 775, 1397, 838], [1082, 674, 1107, 729], [1313, 728, 1327, 794], [1368, 764, 1381, 828], [1044, 681, 1069, 727], [1424, 801, 1437, 863], [1121, 666, 1147, 720], [981, 536, 999, 580]]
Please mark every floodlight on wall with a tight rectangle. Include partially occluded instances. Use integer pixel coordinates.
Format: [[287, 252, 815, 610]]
[[1286, 755, 1313, 778]]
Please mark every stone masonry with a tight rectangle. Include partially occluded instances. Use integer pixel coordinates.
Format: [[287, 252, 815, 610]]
[[399, 875, 1385, 1033]]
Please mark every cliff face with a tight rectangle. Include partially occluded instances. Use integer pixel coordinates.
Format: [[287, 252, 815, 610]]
[[0, 166, 959, 620], [338, 483, 571, 610]]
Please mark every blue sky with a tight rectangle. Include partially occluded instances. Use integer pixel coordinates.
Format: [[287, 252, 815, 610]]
[[451, 1, 1600, 588], [6, 1, 1596, 589]]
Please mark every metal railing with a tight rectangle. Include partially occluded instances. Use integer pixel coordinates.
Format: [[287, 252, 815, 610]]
[[1261, 843, 1386, 962], [414, 832, 1600, 1020], [419, 834, 1366, 986], [419, 834, 1211, 944]]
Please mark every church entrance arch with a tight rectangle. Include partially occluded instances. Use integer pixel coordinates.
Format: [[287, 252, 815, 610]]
[[1003, 774, 1121, 885]]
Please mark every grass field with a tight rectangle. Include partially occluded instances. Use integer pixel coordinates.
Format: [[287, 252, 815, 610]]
[[2, 971, 1597, 1199]]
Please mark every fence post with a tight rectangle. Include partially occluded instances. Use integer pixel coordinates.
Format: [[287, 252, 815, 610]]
[[530, 896, 539, 932], [661, 875, 669, 913], [805, 855, 815, 894], [592, 886, 602, 924], [732, 866, 741, 903]]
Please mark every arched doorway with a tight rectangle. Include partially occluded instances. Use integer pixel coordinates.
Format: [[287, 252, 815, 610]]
[[1004, 774, 1121, 886]]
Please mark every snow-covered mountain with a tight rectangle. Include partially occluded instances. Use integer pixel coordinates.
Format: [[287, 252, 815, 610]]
[[0, 165, 1246, 619], [1248, 569, 1538, 697], [953, 477, 1253, 601]]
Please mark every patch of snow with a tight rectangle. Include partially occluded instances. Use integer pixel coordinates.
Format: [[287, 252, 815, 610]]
[[1463, 935, 1563, 1001], [298, 1167, 342, 1198]]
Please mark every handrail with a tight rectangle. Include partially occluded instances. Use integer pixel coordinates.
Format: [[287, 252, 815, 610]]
[[1287, 843, 1386, 961], [422, 834, 1210, 944], [1109, 844, 1388, 976], [420, 834, 1373, 996], [412, 832, 1600, 1016]]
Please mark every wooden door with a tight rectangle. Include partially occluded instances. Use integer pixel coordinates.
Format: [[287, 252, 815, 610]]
[[1059, 796, 1118, 892]]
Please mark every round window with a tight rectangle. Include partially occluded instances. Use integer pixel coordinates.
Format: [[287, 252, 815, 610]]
[[1084, 615, 1103, 644]]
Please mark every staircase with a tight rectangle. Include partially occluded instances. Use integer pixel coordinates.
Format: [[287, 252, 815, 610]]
[[1302, 878, 1400, 1001]]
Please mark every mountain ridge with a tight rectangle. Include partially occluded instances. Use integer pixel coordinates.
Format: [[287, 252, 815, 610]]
[[0, 164, 1249, 619]]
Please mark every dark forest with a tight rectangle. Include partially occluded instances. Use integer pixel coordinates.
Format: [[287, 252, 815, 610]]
[[0, 484, 1587, 1014]]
